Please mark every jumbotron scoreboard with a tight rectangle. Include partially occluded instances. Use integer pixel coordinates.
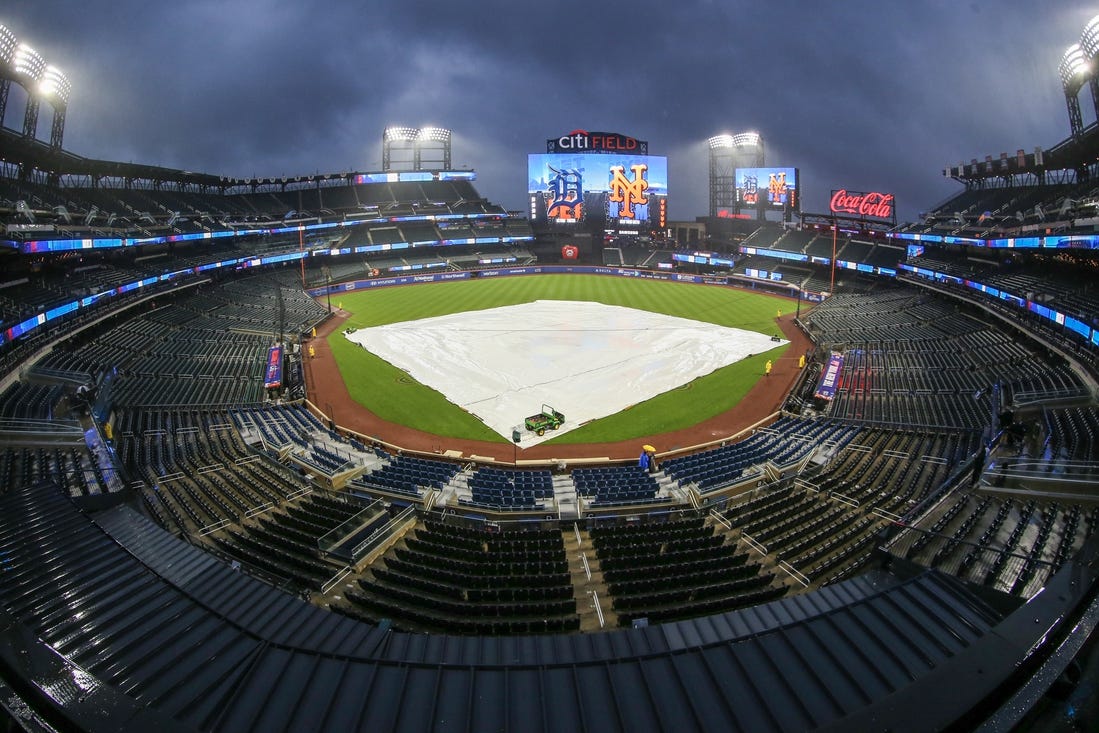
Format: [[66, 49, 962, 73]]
[[528, 130, 668, 235]]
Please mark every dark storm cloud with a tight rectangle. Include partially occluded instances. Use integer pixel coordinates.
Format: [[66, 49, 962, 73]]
[[1, 1, 1093, 221]]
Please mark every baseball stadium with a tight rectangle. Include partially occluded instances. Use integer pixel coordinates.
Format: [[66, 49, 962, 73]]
[[1, 13, 1099, 733]]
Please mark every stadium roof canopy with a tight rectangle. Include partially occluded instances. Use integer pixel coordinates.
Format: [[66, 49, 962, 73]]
[[946, 12, 1099, 183], [0, 127, 226, 188], [0, 127, 364, 191], [942, 121, 1099, 183]]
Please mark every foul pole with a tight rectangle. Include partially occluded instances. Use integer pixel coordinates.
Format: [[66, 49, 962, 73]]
[[830, 217, 838, 293]]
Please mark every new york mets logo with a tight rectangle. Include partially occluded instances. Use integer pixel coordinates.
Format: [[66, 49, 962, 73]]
[[607, 164, 649, 219], [768, 171, 788, 205]]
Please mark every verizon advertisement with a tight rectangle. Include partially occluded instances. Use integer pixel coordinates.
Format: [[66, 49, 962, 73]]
[[829, 189, 895, 221]]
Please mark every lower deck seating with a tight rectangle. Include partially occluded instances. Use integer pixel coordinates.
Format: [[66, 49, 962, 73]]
[[343, 519, 578, 634], [464, 466, 554, 508], [589, 516, 782, 625], [572, 464, 663, 504]]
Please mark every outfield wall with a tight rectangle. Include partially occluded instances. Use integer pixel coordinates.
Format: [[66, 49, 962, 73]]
[[305, 265, 827, 302]]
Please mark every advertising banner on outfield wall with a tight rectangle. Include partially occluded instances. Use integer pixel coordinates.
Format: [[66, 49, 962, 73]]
[[306, 271, 471, 297], [306, 265, 827, 302]]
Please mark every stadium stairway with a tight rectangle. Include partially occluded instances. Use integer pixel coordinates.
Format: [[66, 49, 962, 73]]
[[653, 469, 688, 502], [565, 525, 616, 631], [553, 474, 579, 519], [438, 471, 466, 506], [81, 415, 126, 494]]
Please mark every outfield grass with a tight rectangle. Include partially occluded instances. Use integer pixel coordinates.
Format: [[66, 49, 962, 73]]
[[326, 275, 793, 444]]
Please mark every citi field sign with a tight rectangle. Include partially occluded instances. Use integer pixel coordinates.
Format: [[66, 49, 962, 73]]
[[547, 130, 648, 155]]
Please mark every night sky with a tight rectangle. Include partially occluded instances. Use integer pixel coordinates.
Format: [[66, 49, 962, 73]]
[[2, 1, 1094, 222]]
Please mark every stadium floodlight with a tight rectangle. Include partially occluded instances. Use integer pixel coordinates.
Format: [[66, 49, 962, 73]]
[[731, 132, 762, 148], [417, 126, 451, 143], [382, 125, 452, 171], [384, 125, 420, 142], [708, 132, 763, 150], [0, 24, 17, 68], [1059, 44, 1089, 94], [384, 125, 452, 143], [1082, 14, 1099, 61], [708, 134, 736, 149], [39, 66, 71, 105], [1077, 15, 1099, 126], [12, 43, 46, 82]]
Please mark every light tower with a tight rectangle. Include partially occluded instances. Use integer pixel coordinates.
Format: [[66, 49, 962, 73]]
[[0, 24, 16, 127], [39, 65, 71, 150], [1059, 43, 1090, 138], [12, 43, 46, 140], [0, 24, 71, 149], [382, 126, 452, 171], [1078, 14, 1099, 124], [707, 132, 764, 217]]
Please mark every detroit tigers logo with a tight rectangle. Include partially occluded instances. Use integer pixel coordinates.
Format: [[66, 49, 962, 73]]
[[545, 165, 583, 220], [607, 164, 648, 219], [742, 174, 759, 205]]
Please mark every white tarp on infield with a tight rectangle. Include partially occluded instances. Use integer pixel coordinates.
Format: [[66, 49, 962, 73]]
[[345, 300, 786, 447]]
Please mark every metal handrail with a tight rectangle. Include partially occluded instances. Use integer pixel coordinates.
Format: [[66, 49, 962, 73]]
[[590, 590, 605, 629], [778, 560, 810, 587], [317, 504, 379, 552], [349, 505, 416, 561]]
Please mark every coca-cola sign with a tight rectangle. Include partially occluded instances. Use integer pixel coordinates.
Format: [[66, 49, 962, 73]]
[[829, 189, 895, 220]]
